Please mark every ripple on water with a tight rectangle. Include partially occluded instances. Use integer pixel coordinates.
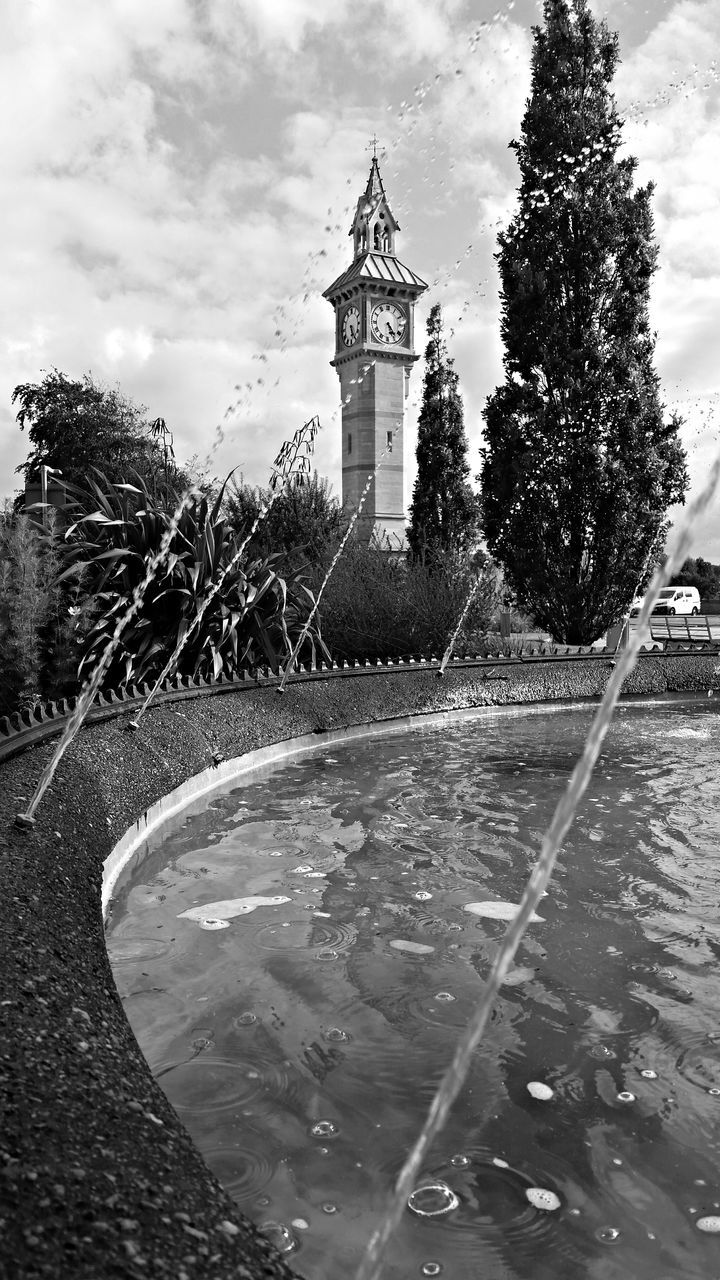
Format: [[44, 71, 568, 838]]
[[254, 919, 356, 953], [202, 1139, 278, 1203], [154, 1056, 294, 1114], [402, 1153, 564, 1268], [107, 936, 173, 964], [675, 1041, 720, 1092]]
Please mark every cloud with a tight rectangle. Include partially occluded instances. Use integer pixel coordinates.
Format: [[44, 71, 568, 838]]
[[1, 0, 719, 563]]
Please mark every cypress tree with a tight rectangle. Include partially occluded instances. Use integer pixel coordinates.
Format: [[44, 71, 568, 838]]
[[479, 0, 687, 644], [408, 304, 479, 564]]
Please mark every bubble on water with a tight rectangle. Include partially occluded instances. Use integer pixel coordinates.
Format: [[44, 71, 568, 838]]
[[435, 992, 455, 1002], [640, 1069, 658, 1079], [294, 864, 314, 873], [617, 1091, 635, 1103], [421, 1265, 443, 1277], [596, 1226, 620, 1242], [407, 1182, 460, 1217], [696, 1216, 720, 1232], [450, 1154, 470, 1167], [291, 1218, 309, 1230], [708, 1088, 720, 1096], [316, 949, 339, 961], [415, 891, 432, 901], [324, 1027, 351, 1043], [191, 1037, 213, 1050], [526, 1187, 561, 1211], [234, 1012, 257, 1027], [321, 1202, 338, 1214], [492, 1157, 509, 1168], [199, 918, 230, 931], [310, 1119, 339, 1138], [260, 1221, 297, 1253], [527, 1081, 554, 1100], [590, 1044, 615, 1060]]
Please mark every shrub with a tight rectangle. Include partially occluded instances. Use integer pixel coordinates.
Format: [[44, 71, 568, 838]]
[[57, 472, 328, 690], [314, 542, 503, 660], [0, 507, 90, 715]]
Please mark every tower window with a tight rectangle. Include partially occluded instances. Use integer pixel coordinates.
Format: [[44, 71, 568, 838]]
[[348, 432, 352, 454]]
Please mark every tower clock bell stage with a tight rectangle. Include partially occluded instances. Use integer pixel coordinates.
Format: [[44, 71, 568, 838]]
[[323, 155, 427, 547]]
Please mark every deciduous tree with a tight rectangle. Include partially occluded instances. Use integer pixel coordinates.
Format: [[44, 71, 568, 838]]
[[13, 368, 189, 503]]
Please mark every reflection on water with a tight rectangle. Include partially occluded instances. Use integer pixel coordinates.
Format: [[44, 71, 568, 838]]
[[107, 701, 720, 1280]]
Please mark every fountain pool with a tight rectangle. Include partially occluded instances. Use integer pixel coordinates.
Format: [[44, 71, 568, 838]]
[[107, 699, 720, 1280]]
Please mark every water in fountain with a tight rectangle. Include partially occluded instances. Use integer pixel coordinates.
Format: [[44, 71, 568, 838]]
[[353, 456, 720, 1280], [128, 416, 320, 731]]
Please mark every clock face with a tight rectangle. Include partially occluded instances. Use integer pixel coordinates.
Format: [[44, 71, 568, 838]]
[[341, 305, 360, 347], [371, 302, 407, 345]]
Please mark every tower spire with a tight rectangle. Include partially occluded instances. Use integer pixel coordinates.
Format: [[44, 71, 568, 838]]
[[350, 149, 399, 258]]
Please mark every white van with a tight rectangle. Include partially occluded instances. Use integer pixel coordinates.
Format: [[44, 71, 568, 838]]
[[630, 586, 700, 617]]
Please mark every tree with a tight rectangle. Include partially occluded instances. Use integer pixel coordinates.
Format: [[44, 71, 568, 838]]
[[479, 0, 687, 645], [12, 368, 190, 502], [407, 304, 479, 564], [225, 470, 349, 570]]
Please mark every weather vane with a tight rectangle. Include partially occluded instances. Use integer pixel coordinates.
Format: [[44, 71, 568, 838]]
[[366, 133, 380, 161]]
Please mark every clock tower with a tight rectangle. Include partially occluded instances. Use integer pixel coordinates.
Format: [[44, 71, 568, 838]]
[[323, 155, 427, 547]]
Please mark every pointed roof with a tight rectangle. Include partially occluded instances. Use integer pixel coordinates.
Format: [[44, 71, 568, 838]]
[[323, 251, 427, 300]]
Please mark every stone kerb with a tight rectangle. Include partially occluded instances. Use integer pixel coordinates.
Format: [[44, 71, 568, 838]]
[[2, 651, 720, 1279]]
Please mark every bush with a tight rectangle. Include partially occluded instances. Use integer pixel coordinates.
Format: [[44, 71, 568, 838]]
[[314, 542, 503, 660], [59, 472, 328, 689], [0, 507, 88, 716]]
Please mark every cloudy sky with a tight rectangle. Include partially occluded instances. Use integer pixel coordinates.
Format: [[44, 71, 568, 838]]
[[2, 0, 719, 553]]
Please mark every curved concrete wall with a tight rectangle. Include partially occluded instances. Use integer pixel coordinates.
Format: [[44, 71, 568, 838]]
[[2, 651, 719, 1278]]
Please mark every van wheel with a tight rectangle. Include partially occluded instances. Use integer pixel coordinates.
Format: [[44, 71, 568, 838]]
[[669, 608, 675, 615], [692, 607, 699, 615]]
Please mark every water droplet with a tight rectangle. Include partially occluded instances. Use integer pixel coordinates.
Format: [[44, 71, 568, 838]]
[[324, 1027, 351, 1043], [260, 1221, 297, 1254], [291, 1218, 309, 1230], [191, 1037, 212, 1050], [316, 950, 338, 961], [234, 1012, 257, 1027], [527, 1081, 554, 1100], [526, 1187, 561, 1212], [590, 1044, 615, 1060], [450, 1154, 470, 1168], [310, 1119, 339, 1138], [696, 1216, 720, 1233], [617, 1091, 635, 1103], [596, 1226, 620, 1242], [408, 1182, 460, 1217], [708, 1088, 720, 1097], [640, 1069, 658, 1079], [321, 1202, 338, 1214], [421, 1265, 443, 1277], [435, 992, 455, 1002], [415, 891, 432, 901]]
